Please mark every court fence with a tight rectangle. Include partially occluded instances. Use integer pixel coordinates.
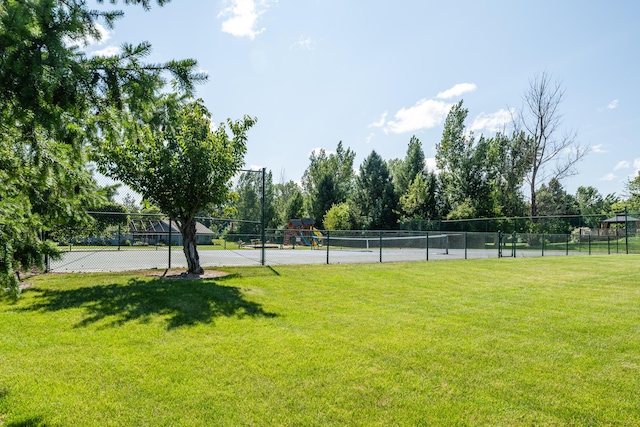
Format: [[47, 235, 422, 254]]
[[45, 212, 640, 273]]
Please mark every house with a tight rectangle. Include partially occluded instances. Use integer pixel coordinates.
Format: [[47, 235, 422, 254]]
[[600, 214, 640, 235], [129, 219, 215, 245]]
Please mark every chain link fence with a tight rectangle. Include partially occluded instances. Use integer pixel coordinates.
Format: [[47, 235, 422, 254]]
[[46, 211, 639, 272]]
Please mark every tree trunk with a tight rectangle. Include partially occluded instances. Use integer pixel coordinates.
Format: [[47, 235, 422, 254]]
[[179, 217, 203, 275]]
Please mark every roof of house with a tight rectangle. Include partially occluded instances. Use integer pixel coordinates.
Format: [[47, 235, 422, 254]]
[[130, 220, 215, 235], [288, 218, 315, 227], [602, 214, 640, 223]]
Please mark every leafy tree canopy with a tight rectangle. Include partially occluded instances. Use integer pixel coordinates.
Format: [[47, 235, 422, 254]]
[[1, 0, 204, 296], [96, 96, 256, 273]]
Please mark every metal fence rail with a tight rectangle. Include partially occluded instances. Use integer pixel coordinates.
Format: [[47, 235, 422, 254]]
[[47, 214, 639, 272]]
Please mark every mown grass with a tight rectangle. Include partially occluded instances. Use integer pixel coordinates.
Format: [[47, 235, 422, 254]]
[[1, 256, 640, 426]]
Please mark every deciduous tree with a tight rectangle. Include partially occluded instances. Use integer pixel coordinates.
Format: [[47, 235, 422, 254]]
[[517, 72, 589, 217], [435, 101, 494, 219], [0, 0, 203, 295], [97, 97, 256, 274]]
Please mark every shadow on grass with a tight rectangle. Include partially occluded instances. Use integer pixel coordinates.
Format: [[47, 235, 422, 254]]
[[6, 416, 49, 427], [19, 278, 277, 329], [0, 387, 50, 427]]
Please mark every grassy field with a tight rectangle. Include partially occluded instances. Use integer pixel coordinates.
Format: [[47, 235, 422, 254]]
[[1, 256, 640, 426]]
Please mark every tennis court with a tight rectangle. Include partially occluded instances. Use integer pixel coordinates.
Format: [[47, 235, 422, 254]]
[[49, 246, 458, 272], [48, 230, 616, 272]]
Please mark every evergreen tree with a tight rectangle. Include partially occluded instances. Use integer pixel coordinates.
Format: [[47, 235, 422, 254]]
[[285, 191, 305, 223], [232, 170, 277, 235], [274, 180, 305, 226], [301, 142, 355, 225], [1, 0, 204, 295], [353, 151, 399, 230], [394, 136, 426, 197]]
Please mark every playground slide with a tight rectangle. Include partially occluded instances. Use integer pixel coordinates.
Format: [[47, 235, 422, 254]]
[[299, 232, 312, 246], [311, 227, 323, 246]]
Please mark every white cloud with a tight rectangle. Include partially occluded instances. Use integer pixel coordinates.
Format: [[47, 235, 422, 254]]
[[592, 144, 607, 154], [291, 37, 316, 50], [436, 83, 477, 99], [384, 99, 452, 134], [93, 23, 111, 44], [607, 99, 619, 109], [470, 108, 513, 133], [369, 112, 387, 128], [91, 45, 120, 57], [65, 22, 111, 49], [365, 133, 375, 144], [600, 173, 616, 181], [218, 0, 269, 40], [425, 157, 437, 173], [614, 161, 630, 171]]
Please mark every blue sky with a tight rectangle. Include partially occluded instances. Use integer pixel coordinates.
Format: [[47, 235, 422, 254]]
[[89, 0, 639, 201]]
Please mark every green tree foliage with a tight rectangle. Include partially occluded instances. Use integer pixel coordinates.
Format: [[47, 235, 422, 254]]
[[393, 136, 426, 197], [301, 142, 355, 227], [323, 202, 356, 231], [436, 101, 494, 219], [284, 190, 305, 224], [398, 172, 440, 221], [0, 0, 203, 295], [272, 180, 305, 226], [486, 131, 530, 217], [233, 170, 278, 235], [534, 178, 578, 233], [624, 172, 640, 211], [575, 186, 608, 228], [352, 151, 399, 230], [97, 97, 256, 274]]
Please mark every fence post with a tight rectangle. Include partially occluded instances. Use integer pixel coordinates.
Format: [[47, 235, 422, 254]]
[[512, 231, 517, 258], [542, 234, 545, 257], [261, 167, 266, 266], [426, 231, 429, 261], [625, 207, 629, 255], [588, 234, 591, 255], [566, 234, 569, 256], [118, 224, 121, 251], [464, 232, 468, 260], [607, 234, 610, 255], [326, 230, 330, 265], [168, 219, 172, 269], [379, 231, 383, 263]]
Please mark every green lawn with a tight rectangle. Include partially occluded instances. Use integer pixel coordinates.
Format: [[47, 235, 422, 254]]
[[1, 256, 640, 426]]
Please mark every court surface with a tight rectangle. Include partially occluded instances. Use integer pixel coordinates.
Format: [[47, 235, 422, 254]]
[[48, 246, 576, 272]]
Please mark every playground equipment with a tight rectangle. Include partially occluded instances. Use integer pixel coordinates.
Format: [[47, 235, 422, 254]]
[[285, 218, 324, 247]]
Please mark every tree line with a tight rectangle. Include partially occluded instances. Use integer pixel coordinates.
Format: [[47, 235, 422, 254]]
[[228, 88, 637, 234], [2, 1, 638, 295]]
